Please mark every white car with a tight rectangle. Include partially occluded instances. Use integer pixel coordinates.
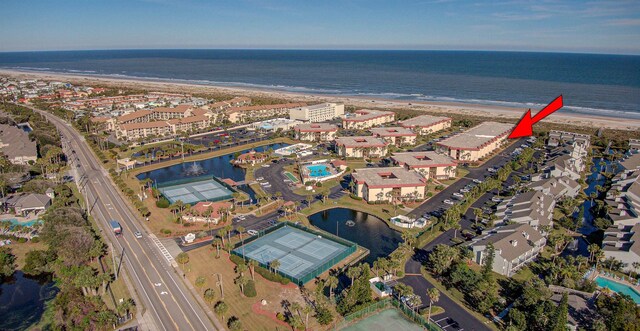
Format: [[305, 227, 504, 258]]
[[443, 199, 454, 205], [452, 192, 464, 199], [134, 231, 142, 239], [247, 229, 259, 236], [487, 168, 497, 173], [256, 177, 264, 181], [460, 188, 469, 193], [472, 179, 482, 184], [491, 196, 503, 202]]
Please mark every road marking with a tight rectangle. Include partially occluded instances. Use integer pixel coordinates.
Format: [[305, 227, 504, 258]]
[[149, 234, 175, 263]]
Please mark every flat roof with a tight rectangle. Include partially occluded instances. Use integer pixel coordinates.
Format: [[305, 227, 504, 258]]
[[343, 109, 394, 122], [399, 114, 451, 128], [335, 136, 388, 148], [437, 122, 513, 150], [371, 127, 416, 137], [295, 123, 338, 132], [352, 167, 425, 188], [391, 151, 456, 168]]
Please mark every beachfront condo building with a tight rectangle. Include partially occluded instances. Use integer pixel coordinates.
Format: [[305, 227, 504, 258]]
[[398, 114, 452, 135], [334, 136, 388, 158], [225, 103, 306, 123], [436, 122, 513, 162], [390, 151, 457, 180], [289, 103, 345, 122], [371, 127, 417, 146], [602, 224, 640, 273], [352, 167, 426, 203], [342, 109, 395, 130], [294, 123, 339, 142]]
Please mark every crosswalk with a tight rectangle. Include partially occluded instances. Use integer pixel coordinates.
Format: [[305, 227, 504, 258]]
[[149, 234, 174, 263]]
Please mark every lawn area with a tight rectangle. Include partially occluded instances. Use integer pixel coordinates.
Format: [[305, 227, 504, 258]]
[[6, 240, 48, 269], [181, 246, 326, 331]]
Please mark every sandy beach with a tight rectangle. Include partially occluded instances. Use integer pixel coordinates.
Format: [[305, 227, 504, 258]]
[[2, 68, 639, 131]]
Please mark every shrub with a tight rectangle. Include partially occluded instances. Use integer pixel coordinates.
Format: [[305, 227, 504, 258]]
[[243, 280, 257, 297], [30, 236, 40, 243], [156, 198, 170, 208], [349, 194, 363, 201], [161, 228, 172, 236], [17, 237, 27, 243], [229, 255, 290, 285], [276, 312, 286, 321]]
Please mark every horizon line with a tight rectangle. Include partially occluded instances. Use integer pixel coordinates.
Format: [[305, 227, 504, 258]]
[[0, 47, 639, 57]]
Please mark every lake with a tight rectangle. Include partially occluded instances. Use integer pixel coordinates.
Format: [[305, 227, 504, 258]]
[[308, 208, 402, 264], [0, 271, 58, 331]]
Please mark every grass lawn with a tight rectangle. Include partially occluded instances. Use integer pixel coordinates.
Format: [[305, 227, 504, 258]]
[[180, 246, 325, 331], [6, 240, 48, 270], [512, 266, 535, 283]]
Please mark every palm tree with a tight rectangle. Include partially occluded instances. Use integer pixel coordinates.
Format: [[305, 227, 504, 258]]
[[236, 263, 248, 277], [346, 265, 360, 284], [426, 288, 440, 322], [235, 275, 249, 294], [204, 288, 216, 306], [214, 301, 229, 322], [302, 304, 313, 331], [473, 208, 483, 226], [270, 259, 281, 274], [212, 238, 222, 258], [326, 275, 339, 301], [248, 260, 257, 281], [452, 222, 461, 239], [195, 276, 206, 293]]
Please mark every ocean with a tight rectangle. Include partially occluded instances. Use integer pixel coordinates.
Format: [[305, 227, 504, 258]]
[[0, 49, 639, 119]]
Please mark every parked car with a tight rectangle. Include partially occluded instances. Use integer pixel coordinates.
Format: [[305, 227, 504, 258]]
[[460, 188, 470, 193], [491, 196, 503, 203], [472, 178, 482, 184], [443, 199, 454, 205], [452, 192, 464, 199], [247, 229, 259, 236]]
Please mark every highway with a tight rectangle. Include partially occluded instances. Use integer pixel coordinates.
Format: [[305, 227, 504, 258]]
[[28, 105, 224, 331]]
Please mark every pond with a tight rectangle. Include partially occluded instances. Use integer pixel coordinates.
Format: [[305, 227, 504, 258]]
[[577, 156, 615, 235], [308, 208, 402, 264], [136, 143, 288, 203], [0, 271, 58, 330]]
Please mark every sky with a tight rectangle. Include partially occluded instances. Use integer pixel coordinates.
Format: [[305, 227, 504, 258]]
[[1, 0, 639, 54]]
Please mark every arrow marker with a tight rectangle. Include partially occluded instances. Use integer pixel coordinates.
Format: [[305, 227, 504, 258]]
[[508, 95, 563, 139]]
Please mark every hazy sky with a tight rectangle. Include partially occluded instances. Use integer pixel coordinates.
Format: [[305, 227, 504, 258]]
[[1, 0, 639, 54]]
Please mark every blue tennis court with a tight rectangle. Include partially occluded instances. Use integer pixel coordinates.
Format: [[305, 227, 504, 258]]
[[233, 224, 355, 284], [157, 176, 234, 204]]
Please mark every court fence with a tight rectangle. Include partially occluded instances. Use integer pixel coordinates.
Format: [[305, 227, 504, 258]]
[[334, 298, 442, 330], [153, 174, 236, 203], [231, 221, 358, 285]]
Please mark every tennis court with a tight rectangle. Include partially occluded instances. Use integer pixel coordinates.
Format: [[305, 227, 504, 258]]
[[341, 309, 423, 331], [157, 177, 234, 204], [232, 225, 355, 284]]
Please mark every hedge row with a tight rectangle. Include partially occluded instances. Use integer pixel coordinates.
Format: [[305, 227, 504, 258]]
[[229, 254, 290, 285]]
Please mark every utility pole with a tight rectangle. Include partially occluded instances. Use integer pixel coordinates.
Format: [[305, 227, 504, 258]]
[[111, 243, 117, 280], [215, 273, 224, 299]]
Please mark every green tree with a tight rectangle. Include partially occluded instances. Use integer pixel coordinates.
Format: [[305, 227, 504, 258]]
[[195, 276, 206, 293], [176, 252, 190, 270], [551, 293, 569, 331], [214, 301, 229, 322], [426, 287, 440, 322], [427, 244, 459, 276], [0, 247, 16, 277], [481, 243, 495, 281], [203, 288, 216, 306], [227, 316, 243, 331]]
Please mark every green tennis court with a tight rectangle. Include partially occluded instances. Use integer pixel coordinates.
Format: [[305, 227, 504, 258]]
[[341, 309, 423, 331], [284, 172, 299, 183]]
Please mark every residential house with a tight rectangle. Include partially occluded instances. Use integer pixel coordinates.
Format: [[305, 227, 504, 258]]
[[0, 124, 37, 165], [435, 122, 513, 162], [398, 114, 452, 135], [342, 109, 395, 130], [602, 224, 640, 272], [495, 190, 555, 230], [294, 123, 339, 142], [334, 136, 388, 158]]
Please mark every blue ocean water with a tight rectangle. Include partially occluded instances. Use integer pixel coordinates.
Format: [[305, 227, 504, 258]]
[[1, 49, 639, 118]]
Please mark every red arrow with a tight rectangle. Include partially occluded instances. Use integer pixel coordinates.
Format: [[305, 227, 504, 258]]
[[508, 95, 563, 139]]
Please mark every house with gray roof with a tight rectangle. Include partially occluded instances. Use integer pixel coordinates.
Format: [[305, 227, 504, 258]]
[[470, 223, 546, 277], [0, 124, 37, 165], [1, 189, 54, 216], [602, 224, 640, 273], [495, 190, 555, 230], [529, 176, 581, 199]]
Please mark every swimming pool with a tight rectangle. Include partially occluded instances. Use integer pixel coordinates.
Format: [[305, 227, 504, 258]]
[[306, 164, 331, 177], [1, 218, 41, 228], [595, 276, 640, 304]]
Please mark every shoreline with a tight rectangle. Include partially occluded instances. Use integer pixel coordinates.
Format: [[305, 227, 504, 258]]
[[2, 68, 639, 131]]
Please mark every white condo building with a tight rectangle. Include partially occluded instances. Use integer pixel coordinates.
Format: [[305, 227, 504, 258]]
[[289, 103, 345, 122]]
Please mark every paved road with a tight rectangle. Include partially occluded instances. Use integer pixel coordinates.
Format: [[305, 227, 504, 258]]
[[29, 105, 224, 331], [401, 139, 525, 331]]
